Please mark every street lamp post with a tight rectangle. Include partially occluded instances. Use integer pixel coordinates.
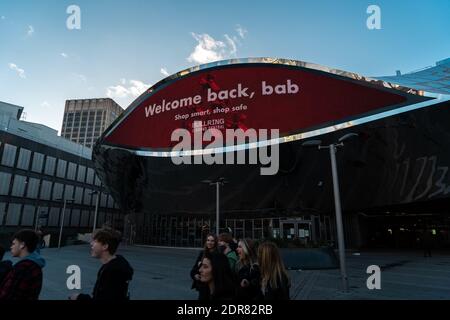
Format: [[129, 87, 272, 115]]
[[57, 198, 74, 249], [302, 133, 358, 292], [34, 206, 40, 231], [202, 177, 228, 236]]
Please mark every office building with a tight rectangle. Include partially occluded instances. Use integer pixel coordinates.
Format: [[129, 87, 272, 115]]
[[61, 98, 123, 149]]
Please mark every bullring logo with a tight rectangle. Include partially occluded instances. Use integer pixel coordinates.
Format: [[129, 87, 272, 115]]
[[170, 122, 280, 176]]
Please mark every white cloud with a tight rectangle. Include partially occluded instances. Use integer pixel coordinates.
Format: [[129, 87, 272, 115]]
[[41, 101, 51, 108], [160, 68, 169, 77], [224, 34, 237, 55], [61, 53, 68, 58], [27, 25, 34, 36], [187, 29, 245, 65], [187, 33, 226, 64], [128, 80, 149, 97], [236, 25, 247, 39], [106, 79, 150, 99], [106, 85, 129, 98], [8, 63, 26, 78]]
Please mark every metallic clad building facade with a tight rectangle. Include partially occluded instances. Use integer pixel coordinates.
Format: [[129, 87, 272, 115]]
[[93, 58, 450, 248]]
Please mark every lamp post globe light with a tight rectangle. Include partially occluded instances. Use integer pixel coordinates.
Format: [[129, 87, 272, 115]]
[[301, 132, 359, 292], [202, 177, 228, 236]]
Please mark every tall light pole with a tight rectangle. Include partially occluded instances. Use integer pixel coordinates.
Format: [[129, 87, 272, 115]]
[[202, 177, 228, 236], [57, 198, 74, 249], [34, 206, 41, 231], [302, 133, 358, 292], [90, 191, 100, 234]]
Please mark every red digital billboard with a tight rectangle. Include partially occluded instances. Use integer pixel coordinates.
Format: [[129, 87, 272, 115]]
[[104, 64, 414, 150]]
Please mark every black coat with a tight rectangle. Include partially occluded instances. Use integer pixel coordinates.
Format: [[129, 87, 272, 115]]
[[77, 255, 133, 301], [190, 250, 204, 290], [259, 274, 290, 301], [235, 263, 261, 300]]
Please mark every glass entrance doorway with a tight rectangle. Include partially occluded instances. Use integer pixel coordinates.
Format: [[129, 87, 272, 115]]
[[280, 219, 313, 244]]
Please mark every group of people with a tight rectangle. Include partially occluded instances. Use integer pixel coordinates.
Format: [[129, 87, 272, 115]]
[[1, 229, 290, 301], [0, 228, 133, 301], [190, 233, 290, 301]]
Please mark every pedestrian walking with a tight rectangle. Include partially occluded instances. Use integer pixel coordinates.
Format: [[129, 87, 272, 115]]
[[0, 229, 46, 300], [70, 228, 134, 300], [257, 241, 290, 300]]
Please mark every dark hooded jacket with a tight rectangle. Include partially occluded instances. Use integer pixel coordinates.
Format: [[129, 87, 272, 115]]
[[77, 255, 133, 300], [0, 251, 46, 300]]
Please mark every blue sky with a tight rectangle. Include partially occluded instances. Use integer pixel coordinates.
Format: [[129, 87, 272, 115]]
[[1, 0, 449, 132]]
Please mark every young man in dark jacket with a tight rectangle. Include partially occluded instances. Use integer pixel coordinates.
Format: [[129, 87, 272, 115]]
[[70, 228, 134, 300], [0, 229, 46, 300]]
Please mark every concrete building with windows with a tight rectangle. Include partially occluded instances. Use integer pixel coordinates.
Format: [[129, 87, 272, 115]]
[[61, 98, 123, 149], [0, 101, 123, 247]]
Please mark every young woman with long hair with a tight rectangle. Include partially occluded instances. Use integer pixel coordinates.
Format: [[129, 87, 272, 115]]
[[257, 241, 290, 300]]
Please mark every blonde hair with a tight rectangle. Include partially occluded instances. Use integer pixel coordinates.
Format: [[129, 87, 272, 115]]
[[238, 238, 256, 266], [258, 241, 290, 290]]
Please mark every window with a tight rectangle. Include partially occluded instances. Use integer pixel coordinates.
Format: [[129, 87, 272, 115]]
[[74, 187, 83, 204], [107, 195, 114, 208], [6, 203, 22, 226], [63, 208, 71, 227], [86, 168, 94, 185], [0, 172, 12, 195], [100, 193, 107, 207], [48, 207, 60, 227], [1, 144, 17, 167], [94, 175, 101, 186], [77, 165, 86, 182], [11, 175, 27, 197], [83, 189, 92, 205], [64, 185, 74, 200], [52, 183, 63, 200], [98, 211, 106, 226], [26, 178, 40, 199], [70, 209, 80, 227], [44, 156, 56, 176], [31, 152, 44, 173], [56, 159, 67, 178], [0, 202, 6, 226], [80, 210, 90, 227], [17, 148, 31, 170], [67, 163, 77, 180], [40, 180, 52, 200], [21, 205, 35, 226]]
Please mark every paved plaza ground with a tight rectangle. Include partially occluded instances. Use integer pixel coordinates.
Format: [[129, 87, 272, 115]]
[[3, 244, 450, 300]]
